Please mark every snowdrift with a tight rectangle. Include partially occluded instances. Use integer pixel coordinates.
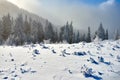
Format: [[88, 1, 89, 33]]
[[0, 40, 120, 80]]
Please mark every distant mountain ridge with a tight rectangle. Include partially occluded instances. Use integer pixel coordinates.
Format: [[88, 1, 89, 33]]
[[0, 0, 48, 27]]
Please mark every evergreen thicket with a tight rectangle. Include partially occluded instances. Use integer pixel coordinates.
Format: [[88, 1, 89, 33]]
[[0, 14, 119, 45]]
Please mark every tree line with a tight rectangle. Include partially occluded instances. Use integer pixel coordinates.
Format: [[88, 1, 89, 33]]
[[0, 14, 119, 45]]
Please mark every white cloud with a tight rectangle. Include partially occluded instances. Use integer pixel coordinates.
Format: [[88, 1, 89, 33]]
[[7, 0, 41, 9], [100, 0, 115, 8]]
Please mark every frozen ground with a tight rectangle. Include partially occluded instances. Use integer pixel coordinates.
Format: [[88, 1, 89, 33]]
[[0, 40, 120, 80]]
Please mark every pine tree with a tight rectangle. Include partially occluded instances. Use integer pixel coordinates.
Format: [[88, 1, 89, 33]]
[[54, 29, 58, 42], [2, 14, 12, 41], [59, 22, 69, 43], [105, 29, 108, 40], [14, 14, 25, 45], [69, 21, 74, 44], [45, 22, 55, 43], [93, 31, 97, 40], [73, 32, 76, 43], [0, 20, 3, 44], [76, 31, 80, 43], [59, 26, 65, 42], [81, 33, 86, 42], [115, 30, 119, 40], [31, 20, 39, 43], [24, 15, 31, 43], [37, 22, 44, 43], [86, 27, 91, 42], [65, 21, 69, 42], [97, 23, 105, 40], [60, 21, 74, 43]]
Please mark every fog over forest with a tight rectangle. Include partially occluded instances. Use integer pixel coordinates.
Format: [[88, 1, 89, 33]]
[[0, 0, 120, 45], [7, 0, 120, 37]]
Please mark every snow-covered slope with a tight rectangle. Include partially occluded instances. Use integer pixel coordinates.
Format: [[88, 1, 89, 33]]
[[0, 40, 120, 80], [0, 0, 47, 27]]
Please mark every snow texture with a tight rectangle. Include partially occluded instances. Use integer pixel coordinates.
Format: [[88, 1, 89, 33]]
[[0, 40, 120, 80]]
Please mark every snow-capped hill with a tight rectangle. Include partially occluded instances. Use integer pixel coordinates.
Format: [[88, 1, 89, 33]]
[[0, 0, 19, 16], [0, 0, 48, 27]]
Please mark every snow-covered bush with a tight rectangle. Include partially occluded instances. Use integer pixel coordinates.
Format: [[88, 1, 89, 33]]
[[74, 51, 86, 56], [94, 35, 102, 42], [81, 65, 102, 80], [33, 49, 40, 55], [89, 57, 99, 64], [98, 56, 104, 62], [117, 55, 120, 62], [98, 56, 111, 65]]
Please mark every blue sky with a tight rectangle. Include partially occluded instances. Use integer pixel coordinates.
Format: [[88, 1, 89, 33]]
[[38, 0, 120, 5], [37, 0, 106, 6], [79, 0, 109, 5]]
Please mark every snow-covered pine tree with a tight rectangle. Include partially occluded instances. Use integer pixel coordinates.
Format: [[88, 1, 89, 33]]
[[1, 14, 12, 41], [24, 15, 31, 43], [65, 21, 69, 42], [14, 14, 25, 45], [76, 31, 80, 43], [73, 32, 76, 43], [37, 22, 44, 43], [81, 33, 86, 42], [97, 23, 105, 40], [86, 27, 91, 42], [45, 22, 55, 43], [54, 29, 59, 43], [115, 30, 119, 40], [105, 29, 108, 40], [69, 21, 74, 44], [31, 20, 39, 43], [0, 20, 3, 44], [59, 26, 65, 42]]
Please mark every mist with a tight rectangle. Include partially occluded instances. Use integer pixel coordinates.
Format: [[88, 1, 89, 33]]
[[7, 0, 120, 37]]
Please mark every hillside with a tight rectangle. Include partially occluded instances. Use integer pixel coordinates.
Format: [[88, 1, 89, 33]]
[[0, 0, 48, 27]]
